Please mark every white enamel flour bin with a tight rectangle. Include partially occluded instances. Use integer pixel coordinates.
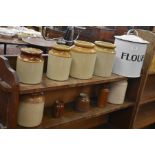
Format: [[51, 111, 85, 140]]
[[112, 29, 149, 77]]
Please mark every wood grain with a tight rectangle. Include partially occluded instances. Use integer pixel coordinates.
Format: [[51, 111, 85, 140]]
[[19, 74, 127, 95], [0, 56, 19, 128], [134, 102, 155, 129]]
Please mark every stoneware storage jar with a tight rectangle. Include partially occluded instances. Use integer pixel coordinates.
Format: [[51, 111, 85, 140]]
[[70, 40, 96, 79], [17, 93, 45, 127], [46, 44, 72, 81], [107, 80, 128, 104], [16, 47, 44, 84], [113, 29, 149, 77], [94, 41, 116, 77]]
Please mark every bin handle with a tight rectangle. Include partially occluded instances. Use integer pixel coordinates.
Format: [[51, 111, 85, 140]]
[[127, 29, 138, 36]]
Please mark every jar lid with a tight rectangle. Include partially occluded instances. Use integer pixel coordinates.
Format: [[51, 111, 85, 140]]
[[51, 43, 71, 51], [115, 29, 149, 44], [95, 41, 116, 49], [49, 43, 71, 58], [74, 40, 95, 48], [21, 47, 43, 55]]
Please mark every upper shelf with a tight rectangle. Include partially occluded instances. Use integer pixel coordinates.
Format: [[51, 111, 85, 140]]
[[19, 74, 127, 95]]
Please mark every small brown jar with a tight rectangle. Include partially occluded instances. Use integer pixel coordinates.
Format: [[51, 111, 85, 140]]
[[97, 88, 109, 108], [53, 100, 64, 118], [75, 93, 90, 112]]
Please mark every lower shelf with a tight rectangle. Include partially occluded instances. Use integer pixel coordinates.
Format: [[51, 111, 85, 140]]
[[134, 102, 155, 128], [37, 101, 134, 129], [140, 91, 155, 105]]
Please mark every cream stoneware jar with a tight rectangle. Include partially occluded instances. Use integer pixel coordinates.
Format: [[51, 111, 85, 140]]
[[46, 44, 72, 81], [17, 93, 45, 127], [94, 41, 116, 77], [16, 47, 44, 84], [70, 40, 96, 79], [107, 80, 128, 104]]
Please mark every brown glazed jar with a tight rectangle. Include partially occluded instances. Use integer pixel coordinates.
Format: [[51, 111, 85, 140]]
[[16, 47, 44, 84], [97, 88, 109, 108], [53, 100, 64, 118], [17, 92, 45, 127], [75, 93, 90, 112]]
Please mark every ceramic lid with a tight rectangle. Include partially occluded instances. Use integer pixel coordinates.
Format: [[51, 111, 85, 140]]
[[95, 41, 116, 49], [49, 43, 71, 58], [21, 47, 43, 55], [74, 40, 95, 48], [115, 29, 149, 44], [51, 43, 71, 51]]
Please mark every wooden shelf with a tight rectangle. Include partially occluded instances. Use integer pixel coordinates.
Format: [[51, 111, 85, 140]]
[[19, 74, 127, 95], [140, 75, 155, 105], [140, 91, 155, 105], [148, 71, 155, 75], [32, 101, 134, 129], [134, 103, 155, 128]]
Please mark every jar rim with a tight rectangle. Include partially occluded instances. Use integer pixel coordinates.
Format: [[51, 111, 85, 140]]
[[74, 40, 95, 48], [51, 43, 71, 51], [95, 41, 116, 49], [21, 47, 43, 55]]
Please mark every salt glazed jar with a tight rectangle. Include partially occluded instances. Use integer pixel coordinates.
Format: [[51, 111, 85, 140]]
[[17, 92, 45, 128], [46, 43, 72, 81], [94, 41, 116, 77], [16, 47, 44, 84], [70, 40, 96, 79], [107, 80, 128, 104]]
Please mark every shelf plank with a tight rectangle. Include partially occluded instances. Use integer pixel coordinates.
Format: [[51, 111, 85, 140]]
[[148, 71, 155, 75], [140, 88, 155, 105], [134, 103, 155, 129], [37, 101, 134, 129], [19, 74, 127, 95]]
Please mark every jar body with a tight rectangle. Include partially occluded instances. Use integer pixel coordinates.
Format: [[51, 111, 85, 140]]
[[107, 80, 128, 104], [70, 41, 96, 79], [46, 45, 72, 81], [47, 54, 72, 81], [75, 93, 90, 112], [17, 93, 45, 127], [94, 44, 115, 77], [16, 58, 44, 84], [16, 48, 44, 84]]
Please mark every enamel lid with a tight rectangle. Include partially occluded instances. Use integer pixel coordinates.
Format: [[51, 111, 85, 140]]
[[115, 29, 149, 44]]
